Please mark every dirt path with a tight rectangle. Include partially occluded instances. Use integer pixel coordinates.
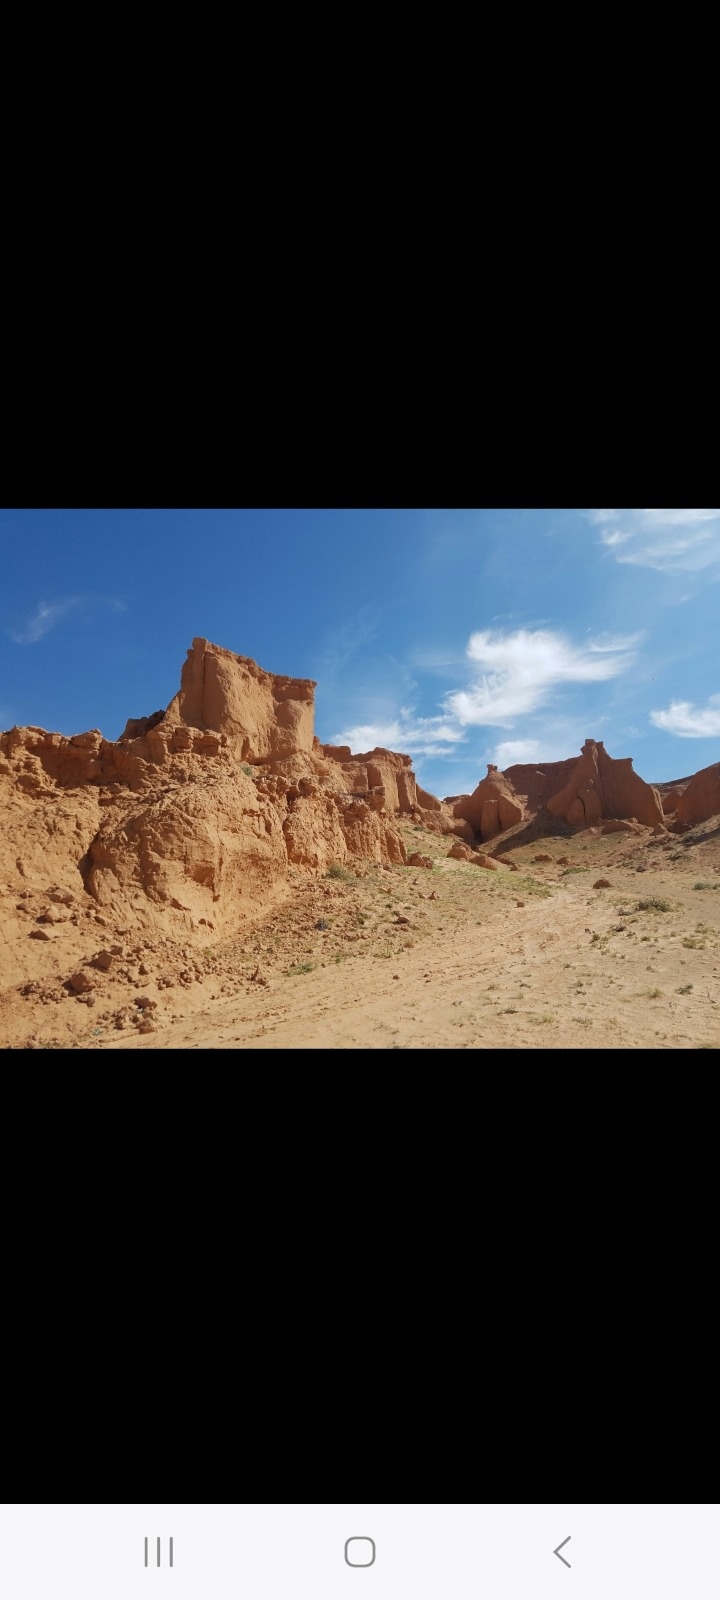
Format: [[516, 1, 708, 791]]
[[87, 822, 720, 1051]]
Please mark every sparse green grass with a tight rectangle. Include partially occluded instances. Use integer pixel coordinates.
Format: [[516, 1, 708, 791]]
[[635, 897, 673, 912], [512, 876, 552, 896], [693, 881, 719, 891], [287, 961, 315, 975]]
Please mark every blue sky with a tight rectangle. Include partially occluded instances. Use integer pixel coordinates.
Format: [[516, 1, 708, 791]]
[[1, 507, 718, 793]]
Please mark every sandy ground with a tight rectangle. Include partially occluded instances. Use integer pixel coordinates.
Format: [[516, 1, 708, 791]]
[[5, 819, 718, 1051]]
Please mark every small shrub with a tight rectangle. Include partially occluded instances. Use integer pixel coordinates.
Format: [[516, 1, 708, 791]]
[[682, 936, 705, 949], [326, 865, 353, 881], [677, 983, 693, 994], [287, 961, 315, 975], [693, 881, 719, 891], [635, 897, 672, 912], [240, 763, 255, 777]]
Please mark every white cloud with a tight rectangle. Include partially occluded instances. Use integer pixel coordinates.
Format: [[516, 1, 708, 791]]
[[595, 509, 720, 574], [333, 626, 639, 763], [643, 508, 719, 526], [333, 712, 467, 759], [443, 628, 639, 727], [650, 694, 720, 737], [491, 739, 541, 766]]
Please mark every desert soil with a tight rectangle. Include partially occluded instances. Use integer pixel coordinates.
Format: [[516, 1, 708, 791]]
[[4, 820, 719, 1051]]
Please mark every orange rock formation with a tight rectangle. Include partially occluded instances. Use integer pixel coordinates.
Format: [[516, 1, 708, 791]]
[[673, 760, 720, 826], [450, 764, 524, 840], [0, 641, 417, 996], [544, 739, 664, 828]]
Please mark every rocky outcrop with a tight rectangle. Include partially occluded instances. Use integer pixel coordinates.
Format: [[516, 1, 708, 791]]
[[318, 743, 418, 811], [673, 761, 720, 826], [545, 740, 664, 829], [162, 637, 316, 761], [317, 742, 467, 837], [451, 764, 524, 840], [501, 757, 579, 817], [0, 641, 421, 994]]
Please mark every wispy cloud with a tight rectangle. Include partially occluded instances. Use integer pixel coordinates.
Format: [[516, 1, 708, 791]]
[[333, 626, 639, 764], [313, 604, 380, 682], [443, 628, 640, 727], [490, 739, 542, 766], [10, 596, 84, 644], [333, 712, 467, 759], [592, 509, 720, 575], [650, 694, 720, 737], [9, 594, 127, 645]]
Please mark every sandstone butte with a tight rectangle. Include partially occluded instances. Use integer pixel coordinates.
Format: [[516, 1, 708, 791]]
[[1, 637, 718, 1006]]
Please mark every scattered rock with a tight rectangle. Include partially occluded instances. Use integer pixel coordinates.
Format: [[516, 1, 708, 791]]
[[408, 853, 433, 868], [593, 879, 612, 889], [448, 842, 475, 862], [93, 950, 113, 970], [67, 971, 94, 993]]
